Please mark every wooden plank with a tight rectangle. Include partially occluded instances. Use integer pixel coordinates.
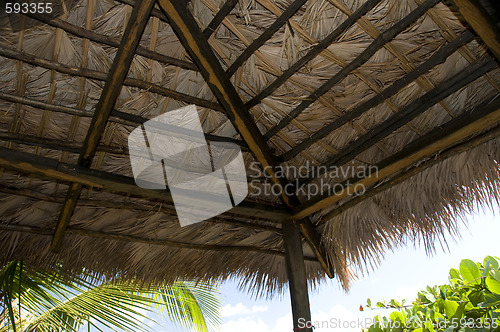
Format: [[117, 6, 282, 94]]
[[451, 0, 500, 61], [25, 12, 198, 71], [50, 0, 156, 252], [291, 97, 500, 220], [283, 220, 313, 332], [319, 122, 500, 223], [0, 46, 222, 111], [246, 0, 383, 109], [0, 224, 321, 260], [0, 147, 292, 221], [203, 0, 239, 38], [297, 55, 496, 186], [157, 0, 334, 278], [225, 0, 308, 77], [279, 31, 475, 162], [262, 0, 441, 140]]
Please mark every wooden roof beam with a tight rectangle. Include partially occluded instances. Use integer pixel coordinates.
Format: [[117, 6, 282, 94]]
[[203, 0, 239, 38], [450, 0, 500, 61], [0, 147, 291, 221], [262, 0, 441, 140], [225, 0, 308, 77], [50, 0, 156, 252], [319, 119, 500, 224], [0, 46, 221, 111], [291, 96, 500, 220], [246, 0, 383, 109], [24, 12, 198, 71], [279, 31, 475, 162], [296, 55, 496, 187], [0, 92, 247, 149], [156, 0, 334, 278]]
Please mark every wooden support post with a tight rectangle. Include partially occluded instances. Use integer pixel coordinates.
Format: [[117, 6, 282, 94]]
[[283, 220, 313, 332]]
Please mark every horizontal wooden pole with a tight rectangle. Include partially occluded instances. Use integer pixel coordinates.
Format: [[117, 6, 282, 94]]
[[0, 184, 283, 233], [0, 92, 247, 149], [319, 122, 500, 223], [291, 98, 500, 220], [0, 223, 317, 260], [0, 147, 292, 221], [0, 46, 222, 111]]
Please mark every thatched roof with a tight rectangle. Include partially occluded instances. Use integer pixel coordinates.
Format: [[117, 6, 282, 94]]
[[0, 0, 499, 296]]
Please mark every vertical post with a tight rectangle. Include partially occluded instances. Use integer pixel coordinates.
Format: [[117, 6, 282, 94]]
[[283, 220, 313, 332]]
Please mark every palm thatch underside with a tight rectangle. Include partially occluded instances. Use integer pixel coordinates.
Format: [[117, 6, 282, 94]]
[[0, 0, 499, 296]]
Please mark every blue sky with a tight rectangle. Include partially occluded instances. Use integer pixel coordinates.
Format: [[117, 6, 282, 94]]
[[152, 205, 499, 332]]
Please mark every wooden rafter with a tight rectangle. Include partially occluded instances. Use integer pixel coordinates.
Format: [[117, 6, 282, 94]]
[[319, 120, 500, 224], [297, 55, 496, 187], [156, 0, 334, 278], [291, 97, 500, 220], [262, 0, 441, 140], [0, 92, 246, 149], [450, 0, 500, 61], [203, 0, 239, 38], [24, 12, 198, 71], [0, 147, 291, 221], [0, 46, 222, 111], [0, 224, 320, 260], [50, 0, 156, 252], [279, 31, 475, 162], [246, 0, 382, 109], [225, 0, 308, 77]]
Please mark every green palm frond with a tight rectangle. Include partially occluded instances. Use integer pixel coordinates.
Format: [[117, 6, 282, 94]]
[[0, 261, 220, 332]]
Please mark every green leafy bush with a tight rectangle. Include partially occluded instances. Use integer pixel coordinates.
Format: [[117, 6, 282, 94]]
[[364, 256, 500, 332]]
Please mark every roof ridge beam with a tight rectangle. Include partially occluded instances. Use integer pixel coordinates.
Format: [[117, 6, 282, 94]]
[[279, 30, 475, 162], [262, 0, 441, 140], [225, 0, 308, 77]]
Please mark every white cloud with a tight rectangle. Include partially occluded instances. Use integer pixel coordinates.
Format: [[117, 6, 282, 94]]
[[220, 302, 268, 317]]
